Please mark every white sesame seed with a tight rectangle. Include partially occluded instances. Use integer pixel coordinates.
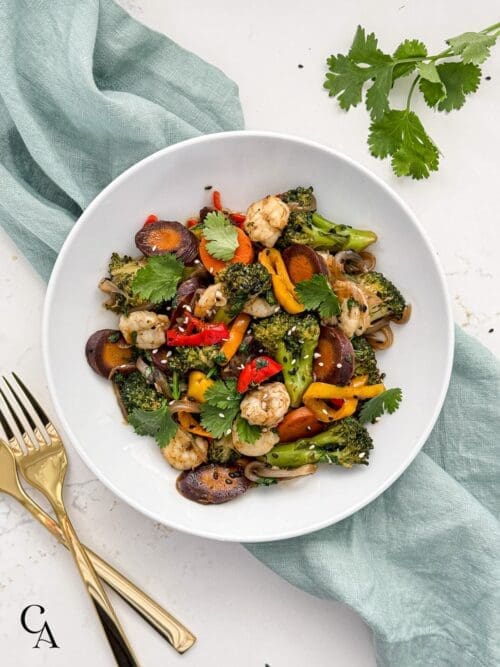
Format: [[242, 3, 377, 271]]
[[287, 330, 292, 336], [169, 399, 175, 405], [152, 348, 158, 354], [359, 452, 365, 458], [322, 408, 329, 415], [184, 305, 192, 312], [303, 354, 309, 359], [306, 425, 312, 431], [166, 351, 173, 357], [226, 428, 232, 435], [291, 359, 296, 365], [309, 445, 315, 450], [374, 417, 381, 422], [336, 363, 342, 368], [218, 412, 225, 418], [313, 352, 321, 359], [318, 362, 324, 367], [178, 326, 185, 332], [194, 259, 201, 265], [160, 359, 168, 364], [291, 325, 297, 333], [262, 394, 269, 399], [151, 245, 157, 251]]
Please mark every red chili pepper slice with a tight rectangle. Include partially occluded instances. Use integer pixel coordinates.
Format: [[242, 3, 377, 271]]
[[230, 212, 246, 227], [144, 214, 159, 226], [167, 315, 229, 347], [212, 190, 222, 210], [186, 218, 198, 228], [237, 356, 282, 393]]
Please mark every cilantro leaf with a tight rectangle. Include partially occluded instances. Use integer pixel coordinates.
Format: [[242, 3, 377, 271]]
[[203, 378, 240, 408], [358, 388, 402, 424], [295, 274, 340, 318], [420, 62, 481, 112], [392, 39, 428, 80], [447, 30, 498, 65], [236, 416, 263, 445], [131, 254, 184, 303], [324, 26, 393, 119], [128, 404, 177, 448], [202, 212, 238, 261], [369, 110, 439, 179], [200, 378, 242, 438], [416, 61, 441, 83]]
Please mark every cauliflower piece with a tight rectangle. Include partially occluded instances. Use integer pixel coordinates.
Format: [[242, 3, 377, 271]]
[[243, 295, 280, 318], [244, 196, 290, 248], [193, 284, 227, 319], [119, 310, 169, 350], [333, 280, 370, 338], [240, 382, 290, 428], [162, 428, 208, 470], [231, 423, 279, 456]]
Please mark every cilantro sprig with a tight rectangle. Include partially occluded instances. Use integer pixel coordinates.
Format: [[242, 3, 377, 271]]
[[295, 274, 340, 318], [358, 388, 402, 424], [324, 23, 500, 179], [200, 378, 242, 438], [128, 403, 177, 448], [202, 211, 239, 261], [131, 254, 184, 303]]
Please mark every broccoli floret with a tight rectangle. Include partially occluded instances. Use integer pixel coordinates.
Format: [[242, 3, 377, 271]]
[[114, 371, 163, 414], [168, 345, 221, 375], [352, 271, 406, 323], [277, 210, 377, 253], [252, 312, 320, 407], [207, 436, 237, 464], [262, 417, 373, 468], [278, 186, 317, 211], [101, 253, 148, 314], [352, 336, 383, 385], [218, 262, 272, 316]]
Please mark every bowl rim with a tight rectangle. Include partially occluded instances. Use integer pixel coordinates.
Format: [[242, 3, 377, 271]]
[[42, 130, 454, 542]]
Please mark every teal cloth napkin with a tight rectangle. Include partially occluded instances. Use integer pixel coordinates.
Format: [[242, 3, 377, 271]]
[[0, 3, 498, 666]]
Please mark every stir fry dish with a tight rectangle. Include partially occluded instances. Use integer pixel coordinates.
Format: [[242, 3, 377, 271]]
[[85, 187, 410, 504]]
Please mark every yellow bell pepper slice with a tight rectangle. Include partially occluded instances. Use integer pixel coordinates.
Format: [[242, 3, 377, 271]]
[[303, 380, 386, 401], [303, 375, 369, 422], [187, 371, 214, 403], [218, 313, 251, 364], [258, 248, 304, 314]]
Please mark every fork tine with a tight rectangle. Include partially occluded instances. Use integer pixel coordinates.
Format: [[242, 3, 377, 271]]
[[2, 377, 49, 448], [0, 386, 35, 452], [12, 373, 51, 429], [0, 397, 15, 440]]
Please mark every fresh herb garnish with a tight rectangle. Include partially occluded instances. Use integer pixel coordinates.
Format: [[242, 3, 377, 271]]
[[202, 212, 239, 261], [131, 254, 184, 303], [107, 331, 120, 343], [200, 378, 242, 438], [358, 388, 402, 424], [128, 403, 177, 448], [236, 416, 263, 445], [324, 23, 500, 178], [295, 274, 341, 318]]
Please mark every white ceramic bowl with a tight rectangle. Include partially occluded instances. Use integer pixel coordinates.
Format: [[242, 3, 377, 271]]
[[43, 131, 453, 542]]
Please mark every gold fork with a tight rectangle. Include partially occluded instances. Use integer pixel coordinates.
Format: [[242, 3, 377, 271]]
[[0, 385, 195, 654], [0, 374, 141, 667]]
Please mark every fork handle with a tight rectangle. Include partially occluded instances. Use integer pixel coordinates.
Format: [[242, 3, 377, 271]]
[[57, 512, 140, 667], [18, 494, 195, 652]]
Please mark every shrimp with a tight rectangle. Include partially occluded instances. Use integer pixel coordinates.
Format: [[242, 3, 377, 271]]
[[162, 428, 208, 471]]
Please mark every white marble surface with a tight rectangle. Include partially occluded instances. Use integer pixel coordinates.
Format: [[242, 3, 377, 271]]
[[1, 1, 499, 665]]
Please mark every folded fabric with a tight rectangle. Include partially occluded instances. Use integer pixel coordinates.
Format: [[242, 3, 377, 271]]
[[0, 3, 498, 666], [248, 327, 500, 667], [0, 0, 243, 280]]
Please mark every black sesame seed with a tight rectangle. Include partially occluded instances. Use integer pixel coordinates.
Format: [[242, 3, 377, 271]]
[[298, 64, 304, 69], [488, 328, 494, 333], [204, 185, 213, 190], [485, 75, 492, 81]]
